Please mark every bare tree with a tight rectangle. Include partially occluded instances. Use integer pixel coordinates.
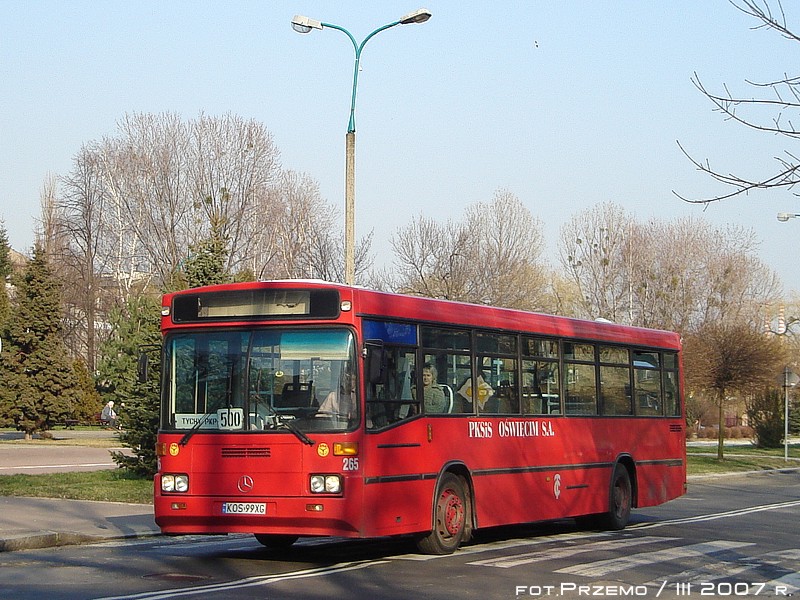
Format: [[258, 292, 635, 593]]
[[391, 189, 548, 310], [36, 175, 65, 258], [630, 219, 781, 331], [676, 0, 800, 203], [463, 190, 548, 309], [189, 112, 281, 275], [559, 202, 634, 322], [625, 217, 710, 331], [559, 203, 782, 331], [87, 112, 283, 286], [249, 170, 368, 282], [683, 321, 786, 458], [58, 145, 114, 371], [391, 214, 473, 300]]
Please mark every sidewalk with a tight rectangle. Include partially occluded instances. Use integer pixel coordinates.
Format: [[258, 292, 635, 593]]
[[0, 496, 159, 552], [0, 428, 158, 552]]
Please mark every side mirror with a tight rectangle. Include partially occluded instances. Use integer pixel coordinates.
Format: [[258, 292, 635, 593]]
[[364, 340, 387, 385], [137, 352, 149, 384]]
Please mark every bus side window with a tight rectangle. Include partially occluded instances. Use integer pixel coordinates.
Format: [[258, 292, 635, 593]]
[[522, 337, 561, 415], [438, 353, 472, 413], [366, 347, 417, 428]]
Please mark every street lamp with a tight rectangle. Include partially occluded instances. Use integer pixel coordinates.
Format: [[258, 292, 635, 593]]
[[291, 9, 432, 286], [783, 367, 798, 462], [777, 212, 800, 222]]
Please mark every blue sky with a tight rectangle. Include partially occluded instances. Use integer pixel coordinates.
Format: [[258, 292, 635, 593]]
[[2, 1, 800, 293]]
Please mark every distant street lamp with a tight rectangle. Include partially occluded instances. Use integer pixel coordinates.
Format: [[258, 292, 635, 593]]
[[777, 212, 800, 222], [291, 9, 432, 286]]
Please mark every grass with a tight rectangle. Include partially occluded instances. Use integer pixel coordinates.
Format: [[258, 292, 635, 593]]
[[686, 442, 800, 476], [686, 442, 800, 457], [0, 440, 797, 505], [0, 469, 153, 504]]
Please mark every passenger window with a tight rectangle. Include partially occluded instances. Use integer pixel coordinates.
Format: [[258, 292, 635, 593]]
[[600, 366, 632, 415], [634, 351, 662, 416], [523, 337, 558, 359], [663, 351, 680, 417], [564, 363, 597, 415], [476, 356, 518, 414], [366, 347, 417, 428], [420, 326, 470, 351], [522, 359, 560, 415], [432, 353, 472, 413], [664, 369, 680, 417], [564, 342, 594, 362]]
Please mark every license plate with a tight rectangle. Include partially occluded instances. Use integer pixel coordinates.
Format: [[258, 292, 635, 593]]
[[221, 502, 266, 515]]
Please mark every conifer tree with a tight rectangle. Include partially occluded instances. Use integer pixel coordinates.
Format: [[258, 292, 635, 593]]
[[182, 216, 230, 289], [0, 223, 12, 426], [73, 358, 103, 423], [99, 219, 233, 475], [98, 294, 161, 475], [2, 244, 78, 438], [0, 222, 11, 330]]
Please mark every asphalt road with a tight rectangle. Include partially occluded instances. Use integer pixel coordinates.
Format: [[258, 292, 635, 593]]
[[0, 429, 125, 474], [0, 470, 797, 599]]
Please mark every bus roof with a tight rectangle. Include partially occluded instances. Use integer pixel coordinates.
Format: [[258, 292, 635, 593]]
[[163, 280, 681, 350]]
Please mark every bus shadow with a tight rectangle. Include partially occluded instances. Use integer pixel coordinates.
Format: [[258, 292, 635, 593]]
[[218, 516, 666, 565]]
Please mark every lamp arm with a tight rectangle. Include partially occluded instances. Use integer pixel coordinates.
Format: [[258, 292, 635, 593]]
[[323, 20, 401, 133]]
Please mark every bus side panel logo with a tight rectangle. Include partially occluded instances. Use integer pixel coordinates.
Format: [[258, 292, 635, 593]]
[[554, 473, 561, 499]]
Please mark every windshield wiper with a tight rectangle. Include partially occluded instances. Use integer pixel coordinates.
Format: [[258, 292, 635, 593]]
[[179, 411, 216, 446], [262, 402, 314, 446], [278, 417, 315, 446]]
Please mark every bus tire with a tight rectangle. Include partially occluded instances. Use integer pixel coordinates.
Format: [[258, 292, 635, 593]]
[[415, 472, 469, 555], [602, 463, 632, 530], [254, 534, 299, 549]]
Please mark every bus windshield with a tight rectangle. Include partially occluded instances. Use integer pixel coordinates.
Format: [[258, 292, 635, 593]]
[[163, 328, 358, 433]]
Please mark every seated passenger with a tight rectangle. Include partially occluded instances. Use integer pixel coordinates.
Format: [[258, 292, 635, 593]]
[[412, 364, 448, 413]]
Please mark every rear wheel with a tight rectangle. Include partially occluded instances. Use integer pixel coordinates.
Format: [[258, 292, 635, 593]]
[[602, 464, 632, 530], [254, 534, 298, 549], [415, 472, 469, 555], [576, 464, 632, 531]]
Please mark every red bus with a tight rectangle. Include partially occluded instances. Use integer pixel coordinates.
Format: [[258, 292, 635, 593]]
[[154, 280, 685, 554]]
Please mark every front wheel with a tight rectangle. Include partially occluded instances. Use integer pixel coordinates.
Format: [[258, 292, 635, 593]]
[[254, 534, 298, 549], [415, 472, 469, 555]]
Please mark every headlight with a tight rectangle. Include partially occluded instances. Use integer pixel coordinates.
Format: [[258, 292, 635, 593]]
[[175, 474, 189, 492], [161, 474, 189, 493], [310, 474, 342, 494]]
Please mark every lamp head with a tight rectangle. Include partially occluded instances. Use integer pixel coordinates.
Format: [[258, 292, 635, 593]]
[[399, 8, 432, 24], [291, 15, 323, 34], [777, 212, 795, 222]]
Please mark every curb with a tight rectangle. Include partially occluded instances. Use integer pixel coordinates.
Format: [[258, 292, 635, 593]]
[[0, 530, 160, 553], [0, 532, 103, 552], [688, 465, 800, 480]]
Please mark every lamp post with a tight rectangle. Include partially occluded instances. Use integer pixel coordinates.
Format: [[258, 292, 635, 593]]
[[782, 367, 798, 462], [292, 9, 432, 286]]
